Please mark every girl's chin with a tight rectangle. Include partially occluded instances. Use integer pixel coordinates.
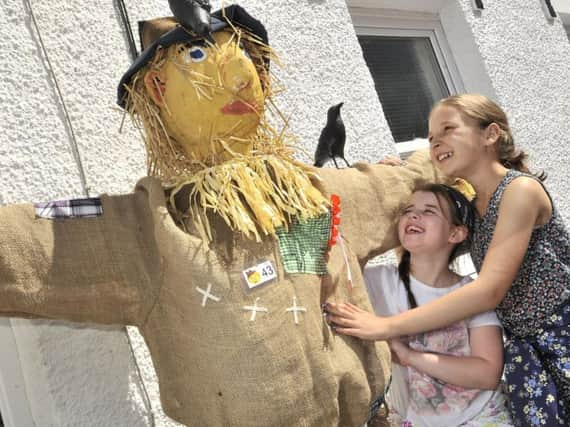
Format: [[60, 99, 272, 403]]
[[400, 239, 424, 250], [436, 162, 455, 176]]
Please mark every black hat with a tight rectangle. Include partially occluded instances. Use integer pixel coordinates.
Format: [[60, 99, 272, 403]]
[[117, 5, 268, 108]]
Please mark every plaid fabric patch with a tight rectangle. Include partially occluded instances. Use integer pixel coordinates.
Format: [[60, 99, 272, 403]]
[[275, 212, 331, 275], [34, 198, 103, 219]]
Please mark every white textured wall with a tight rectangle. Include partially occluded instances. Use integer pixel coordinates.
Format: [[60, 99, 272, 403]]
[[0, 1, 170, 425], [0, 0, 392, 425], [231, 0, 397, 161], [450, 0, 570, 218]]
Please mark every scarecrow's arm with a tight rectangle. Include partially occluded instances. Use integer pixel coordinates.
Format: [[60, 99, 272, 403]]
[[0, 191, 160, 326], [315, 149, 445, 264]]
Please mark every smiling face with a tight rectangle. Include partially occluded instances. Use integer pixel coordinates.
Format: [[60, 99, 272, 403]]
[[398, 191, 458, 255], [144, 30, 265, 161], [427, 105, 489, 178]]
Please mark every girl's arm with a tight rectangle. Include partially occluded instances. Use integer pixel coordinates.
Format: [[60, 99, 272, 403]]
[[327, 176, 550, 339], [390, 325, 504, 390]]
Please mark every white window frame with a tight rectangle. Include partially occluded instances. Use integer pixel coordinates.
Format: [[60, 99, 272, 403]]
[[349, 7, 465, 157], [550, 0, 570, 40], [560, 15, 570, 41]]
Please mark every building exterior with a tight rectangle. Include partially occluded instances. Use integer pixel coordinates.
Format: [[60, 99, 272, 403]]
[[0, 0, 568, 425]]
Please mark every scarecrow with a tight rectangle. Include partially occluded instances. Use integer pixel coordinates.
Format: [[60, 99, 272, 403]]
[[0, 3, 443, 426]]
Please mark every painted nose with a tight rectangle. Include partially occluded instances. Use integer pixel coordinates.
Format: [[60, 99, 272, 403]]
[[222, 55, 253, 93]]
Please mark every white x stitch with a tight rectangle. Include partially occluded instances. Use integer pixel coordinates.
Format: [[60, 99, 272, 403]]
[[195, 283, 221, 307], [285, 296, 307, 324], [243, 297, 268, 321]]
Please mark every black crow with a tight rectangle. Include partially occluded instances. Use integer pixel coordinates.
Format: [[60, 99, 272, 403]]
[[314, 102, 350, 168], [168, 0, 212, 40]]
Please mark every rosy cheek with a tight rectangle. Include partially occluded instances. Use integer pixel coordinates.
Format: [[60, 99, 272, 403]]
[[397, 222, 406, 238]]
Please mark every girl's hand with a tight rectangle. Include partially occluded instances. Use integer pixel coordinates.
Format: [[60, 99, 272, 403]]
[[324, 302, 393, 340], [377, 156, 406, 166], [388, 338, 413, 367]]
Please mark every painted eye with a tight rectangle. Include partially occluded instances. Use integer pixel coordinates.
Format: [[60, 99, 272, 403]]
[[187, 46, 207, 63]]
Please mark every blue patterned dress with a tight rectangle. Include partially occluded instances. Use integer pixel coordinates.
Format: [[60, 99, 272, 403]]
[[470, 170, 570, 426]]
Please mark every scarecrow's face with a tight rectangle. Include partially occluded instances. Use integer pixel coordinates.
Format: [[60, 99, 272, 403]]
[[144, 30, 264, 161]]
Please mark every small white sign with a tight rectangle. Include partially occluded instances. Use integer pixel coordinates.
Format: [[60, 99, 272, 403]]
[[243, 261, 277, 289]]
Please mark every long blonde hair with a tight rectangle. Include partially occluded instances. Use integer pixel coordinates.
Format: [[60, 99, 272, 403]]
[[433, 94, 545, 180]]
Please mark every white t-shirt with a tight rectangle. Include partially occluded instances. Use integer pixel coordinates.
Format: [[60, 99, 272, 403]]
[[364, 264, 503, 427]]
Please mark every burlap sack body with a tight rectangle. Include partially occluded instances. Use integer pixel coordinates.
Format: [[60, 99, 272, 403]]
[[0, 150, 440, 426]]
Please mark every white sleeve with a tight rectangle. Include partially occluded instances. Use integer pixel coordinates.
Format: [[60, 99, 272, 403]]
[[454, 276, 502, 330], [468, 310, 502, 329], [363, 264, 401, 316]]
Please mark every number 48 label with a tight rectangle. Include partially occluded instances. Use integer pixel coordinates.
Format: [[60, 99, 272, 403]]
[[243, 261, 277, 289]]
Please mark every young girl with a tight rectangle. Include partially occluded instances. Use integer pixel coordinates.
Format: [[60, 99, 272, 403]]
[[327, 94, 570, 426], [359, 183, 512, 426]]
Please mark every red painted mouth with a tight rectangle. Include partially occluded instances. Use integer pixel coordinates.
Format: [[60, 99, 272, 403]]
[[221, 100, 257, 115]]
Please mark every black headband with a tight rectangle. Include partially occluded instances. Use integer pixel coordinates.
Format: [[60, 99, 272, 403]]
[[441, 185, 475, 232]]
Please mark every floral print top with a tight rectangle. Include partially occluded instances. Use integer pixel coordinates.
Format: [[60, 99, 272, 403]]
[[408, 321, 481, 416], [470, 170, 570, 337], [364, 265, 509, 427]]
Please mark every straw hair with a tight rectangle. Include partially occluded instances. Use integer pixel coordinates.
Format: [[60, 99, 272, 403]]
[[169, 154, 329, 242], [122, 24, 328, 241]]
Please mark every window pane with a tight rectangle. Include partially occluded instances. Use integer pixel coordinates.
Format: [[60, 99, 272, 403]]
[[357, 35, 450, 142]]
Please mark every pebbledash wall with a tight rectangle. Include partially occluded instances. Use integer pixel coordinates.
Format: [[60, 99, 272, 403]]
[[0, 0, 568, 425]]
